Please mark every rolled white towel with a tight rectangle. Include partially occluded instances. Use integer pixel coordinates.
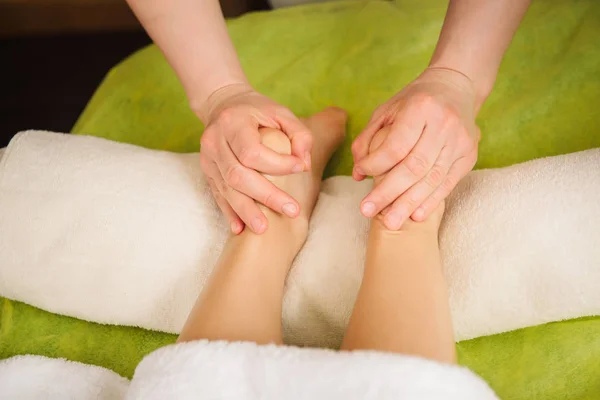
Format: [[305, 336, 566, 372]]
[[0, 131, 598, 346], [127, 340, 497, 400]]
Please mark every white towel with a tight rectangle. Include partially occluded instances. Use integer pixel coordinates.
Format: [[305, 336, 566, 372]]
[[0, 342, 497, 400], [0, 131, 599, 345], [0, 355, 128, 400], [128, 340, 497, 400]]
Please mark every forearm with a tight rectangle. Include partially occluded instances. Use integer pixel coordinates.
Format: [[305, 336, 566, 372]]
[[126, 0, 248, 122], [429, 0, 531, 109]]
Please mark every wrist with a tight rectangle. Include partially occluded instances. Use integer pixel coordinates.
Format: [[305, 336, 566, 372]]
[[189, 78, 251, 124], [427, 61, 495, 113]]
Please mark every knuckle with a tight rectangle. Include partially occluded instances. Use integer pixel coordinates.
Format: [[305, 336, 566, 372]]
[[402, 193, 419, 210], [441, 109, 460, 126], [452, 132, 471, 152], [238, 145, 260, 167], [376, 189, 396, 207], [426, 193, 440, 208], [386, 140, 410, 160], [216, 108, 236, 124], [217, 178, 229, 195], [224, 164, 244, 188], [414, 94, 435, 109], [427, 165, 445, 187], [441, 175, 457, 192], [262, 189, 277, 209], [404, 152, 430, 177], [459, 136, 476, 153]]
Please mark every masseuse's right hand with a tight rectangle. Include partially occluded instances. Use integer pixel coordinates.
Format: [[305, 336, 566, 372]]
[[198, 83, 313, 235]]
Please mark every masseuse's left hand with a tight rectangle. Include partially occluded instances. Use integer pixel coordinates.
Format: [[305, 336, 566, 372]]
[[352, 67, 481, 230]]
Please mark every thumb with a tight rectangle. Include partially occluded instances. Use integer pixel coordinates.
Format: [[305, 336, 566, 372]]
[[277, 113, 313, 170], [352, 113, 385, 164]]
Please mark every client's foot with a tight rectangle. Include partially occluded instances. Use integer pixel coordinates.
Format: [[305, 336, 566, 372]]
[[368, 127, 444, 236], [257, 107, 347, 247]]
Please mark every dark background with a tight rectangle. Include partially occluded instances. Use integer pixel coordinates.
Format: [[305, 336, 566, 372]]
[[0, 0, 269, 148]]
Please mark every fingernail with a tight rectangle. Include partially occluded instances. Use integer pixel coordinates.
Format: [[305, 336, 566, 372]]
[[282, 203, 298, 217], [230, 221, 241, 234], [385, 213, 402, 230], [413, 207, 425, 220], [361, 201, 376, 217], [292, 164, 304, 173], [304, 152, 312, 169], [354, 166, 365, 176], [251, 217, 265, 233]]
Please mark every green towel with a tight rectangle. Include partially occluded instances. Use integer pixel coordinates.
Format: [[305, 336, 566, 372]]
[[1, 0, 600, 398]]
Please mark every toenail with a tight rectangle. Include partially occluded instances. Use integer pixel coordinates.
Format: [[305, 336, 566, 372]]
[[282, 203, 298, 217], [292, 164, 304, 173], [361, 202, 376, 217], [251, 217, 265, 233]]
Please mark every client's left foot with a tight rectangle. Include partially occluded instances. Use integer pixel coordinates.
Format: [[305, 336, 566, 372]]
[[257, 107, 347, 246]]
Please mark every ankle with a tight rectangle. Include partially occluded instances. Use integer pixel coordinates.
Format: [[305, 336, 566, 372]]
[[264, 207, 310, 254], [233, 209, 309, 259], [370, 215, 440, 240]]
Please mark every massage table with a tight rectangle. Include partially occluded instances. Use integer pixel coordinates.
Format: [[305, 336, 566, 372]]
[[1, 0, 600, 398]]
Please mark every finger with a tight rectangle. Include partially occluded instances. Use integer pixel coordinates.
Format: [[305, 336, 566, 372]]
[[355, 108, 425, 178], [359, 121, 443, 218], [208, 177, 244, 234], [201, 156, 245, 234], [412, 150, 477, 221], [221, 184, 269, 234], [228, 124, 305, 175], [217, 141, 300, 217], [351, 112, 386, 171], [276, 111, 314, 170], [382, 146, 453, 229]]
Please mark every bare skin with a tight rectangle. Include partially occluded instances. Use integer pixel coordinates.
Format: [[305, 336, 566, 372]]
[[178, 107, 347, 344], [128, 0, 530, 234], [341, 126, 455, 363], [178, 111, 456, 365]]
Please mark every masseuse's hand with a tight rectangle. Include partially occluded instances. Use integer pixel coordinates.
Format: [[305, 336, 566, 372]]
[[198, 83, 312, 235], [352, 67, 481, 230]]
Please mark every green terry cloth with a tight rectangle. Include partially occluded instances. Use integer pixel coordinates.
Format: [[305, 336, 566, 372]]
[[1, 0, 600, 399], [1, 300, 600, 399]]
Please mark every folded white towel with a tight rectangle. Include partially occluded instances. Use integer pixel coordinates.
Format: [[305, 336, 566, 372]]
[[0, 355, 128, 400], [0, 131, 599, 346], [0, 342, 497, 400]]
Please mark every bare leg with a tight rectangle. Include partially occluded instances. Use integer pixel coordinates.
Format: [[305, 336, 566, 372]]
[[178, 107, 347, 344], [340, 127, 456, 363]]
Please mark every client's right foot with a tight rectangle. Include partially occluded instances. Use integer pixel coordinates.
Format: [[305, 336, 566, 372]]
[[257, 107, 347, 247], [368, 127, 445, 236]]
